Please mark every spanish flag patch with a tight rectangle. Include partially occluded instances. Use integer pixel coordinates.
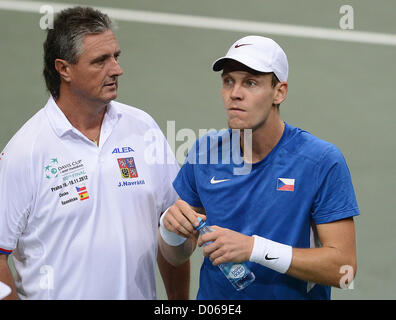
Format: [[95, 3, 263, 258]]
[[76, 186, 90, 201]]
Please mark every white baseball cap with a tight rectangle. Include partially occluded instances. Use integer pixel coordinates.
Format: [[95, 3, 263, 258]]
[[212, 35, 289, 82]]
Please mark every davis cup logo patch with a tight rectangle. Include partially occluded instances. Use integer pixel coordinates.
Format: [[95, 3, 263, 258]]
[[117, 157, 138, 179], [44, 158, 59, 179]]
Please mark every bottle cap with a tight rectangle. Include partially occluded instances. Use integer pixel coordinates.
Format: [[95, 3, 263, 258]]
[[195, 217, 207, 231]]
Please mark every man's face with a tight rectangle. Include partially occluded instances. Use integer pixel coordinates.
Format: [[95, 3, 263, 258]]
[[221, 61, 279, 131], [68, 30, 123, 105]]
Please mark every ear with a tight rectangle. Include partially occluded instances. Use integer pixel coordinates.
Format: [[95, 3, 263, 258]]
[[54, 59, 72, 83], [273, 82, 288, 105]]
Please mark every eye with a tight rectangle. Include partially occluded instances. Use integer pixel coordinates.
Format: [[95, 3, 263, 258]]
[[246, 80, 256, 87], [92, 56, 106, 66], [222, 77, 233, 86]]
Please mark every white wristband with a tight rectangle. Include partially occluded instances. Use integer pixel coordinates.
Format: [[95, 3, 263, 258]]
[[159, 208, 187, 246], [249, 235, 292, 274]]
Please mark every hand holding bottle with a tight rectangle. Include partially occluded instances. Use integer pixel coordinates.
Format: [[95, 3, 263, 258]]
[[195, 218, 255, 291], [197, 223, 255, 266]]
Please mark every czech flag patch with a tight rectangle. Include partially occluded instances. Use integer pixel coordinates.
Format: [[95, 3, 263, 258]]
[[76, 186, 90, 201], [277, 178, 295, 192]]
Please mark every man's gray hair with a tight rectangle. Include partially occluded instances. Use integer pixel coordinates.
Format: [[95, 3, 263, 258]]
[[43, 6, 114, 99]]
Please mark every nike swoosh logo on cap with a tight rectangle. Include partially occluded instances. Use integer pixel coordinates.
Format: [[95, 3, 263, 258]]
[[210, 177, 231, 184], [234, 43, 252, 48]]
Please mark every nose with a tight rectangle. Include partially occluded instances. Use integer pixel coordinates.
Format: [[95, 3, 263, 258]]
[[109, 57, 123, 77], [230, 83, 243, 100]]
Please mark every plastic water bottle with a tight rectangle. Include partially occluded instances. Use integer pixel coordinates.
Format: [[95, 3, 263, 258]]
[[195, 217, 255, 291]]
